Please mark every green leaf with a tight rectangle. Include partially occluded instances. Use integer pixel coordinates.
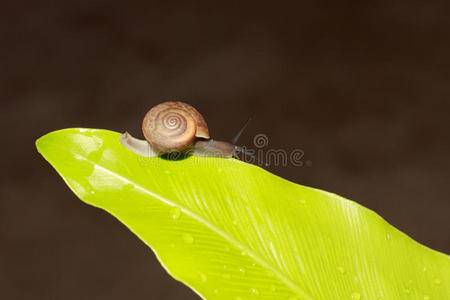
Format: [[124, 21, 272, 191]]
[[36, 128, 449, 300]]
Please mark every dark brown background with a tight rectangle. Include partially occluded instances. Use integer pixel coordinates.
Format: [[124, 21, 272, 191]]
[[1, 1, 449, 299]]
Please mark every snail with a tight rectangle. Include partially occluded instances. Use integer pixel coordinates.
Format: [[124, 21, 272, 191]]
[[120, 101, 253, 159]]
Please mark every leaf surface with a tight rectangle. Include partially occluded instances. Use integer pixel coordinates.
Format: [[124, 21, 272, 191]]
[[36, 128, 449, 300]]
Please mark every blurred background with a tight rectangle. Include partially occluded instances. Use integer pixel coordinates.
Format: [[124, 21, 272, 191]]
[[1, 1, 449, 299]]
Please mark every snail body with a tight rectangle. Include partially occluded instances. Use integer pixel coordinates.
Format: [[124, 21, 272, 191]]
[[120, 101, 243, 158]]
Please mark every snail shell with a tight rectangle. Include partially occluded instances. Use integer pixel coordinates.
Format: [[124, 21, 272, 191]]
[[142, 101, 210, 152]]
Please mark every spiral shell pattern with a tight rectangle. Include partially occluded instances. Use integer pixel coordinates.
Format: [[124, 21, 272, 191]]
[[142, 101, 210, 152]]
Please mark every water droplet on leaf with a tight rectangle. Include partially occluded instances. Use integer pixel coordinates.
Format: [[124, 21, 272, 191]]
[[182, 233, 194, 244], [250, 288, 259, 295], [170, 207, 181, 220]]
